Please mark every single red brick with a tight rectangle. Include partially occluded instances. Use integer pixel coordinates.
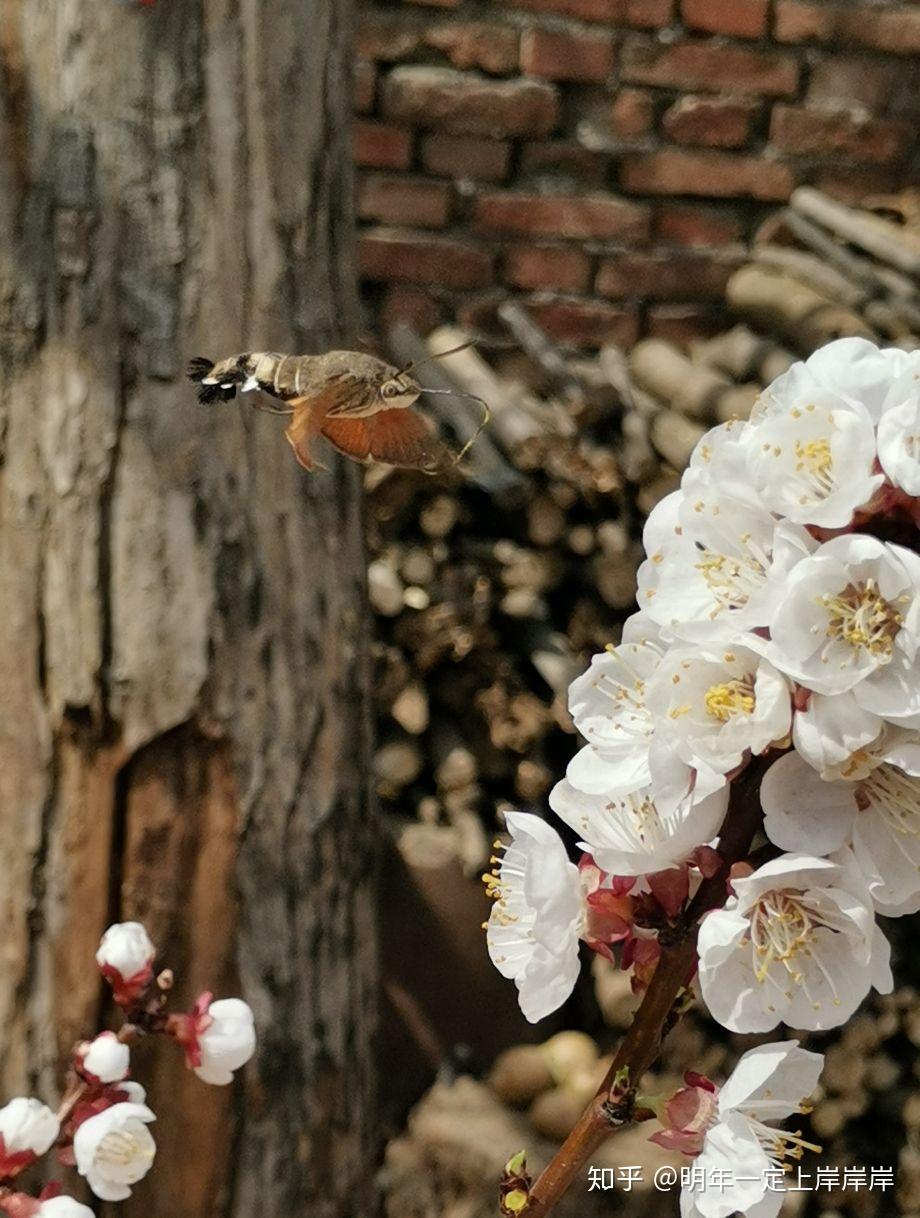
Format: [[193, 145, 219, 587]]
[[520, 27, 616, 83], [358, 175, 452, 228], [356, 13, 422, 61], [522, 295, 640, 349], [773, 1, 835, 42], [624, 0, 674, 26], [680, 0, 768, 38], [425, 21, 520, 74], [647, 304, 726, 344], [775, 3, 920, 53], [383, 66, 559, 137], [355, 61, 376, 114], [504, 244, 593, 292], [475, 191, 650, 241], [807, 57, 899, 112], [494, 0, 672, 26], [844, 8, 920, 53], [354, 121, 414, 170], [421, 134, 511, 181], [359, 229, 493, 288], [662, 96, 759, 148], [379, 285, 445, 336], [596, 252, 742, 299], [519, 141, 607, 184], [770, 105, 911, 164], [655, 203, 745, 247], [621, 37, 799, 96], [621, 149, 793, 201], [608, 88, 656, 139]]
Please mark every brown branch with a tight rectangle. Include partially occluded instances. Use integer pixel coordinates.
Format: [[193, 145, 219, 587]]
[[514, 763, 768, 1218]]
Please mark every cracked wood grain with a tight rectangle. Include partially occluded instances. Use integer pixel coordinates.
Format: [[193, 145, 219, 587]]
[[0, 3, 375, 1216]]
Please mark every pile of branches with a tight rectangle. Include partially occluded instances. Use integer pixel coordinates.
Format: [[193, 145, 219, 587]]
[[368, 310, 643, 874], [368, 187, 920, 874]]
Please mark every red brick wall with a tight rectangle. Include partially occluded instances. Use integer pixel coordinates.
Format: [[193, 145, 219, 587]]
[[355, 0, 920, 348]]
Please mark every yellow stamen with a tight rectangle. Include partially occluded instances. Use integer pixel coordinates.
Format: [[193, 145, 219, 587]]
[[704, 677, 755, 722]]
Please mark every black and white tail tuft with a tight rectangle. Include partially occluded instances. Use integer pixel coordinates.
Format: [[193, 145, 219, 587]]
[[186, 356, 239, 406]]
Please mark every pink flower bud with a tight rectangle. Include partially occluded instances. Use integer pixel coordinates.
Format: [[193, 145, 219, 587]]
[[649, 1072, 719, 1156], [95, 923, 155, 1008], [77, 1033, 130, 1086]]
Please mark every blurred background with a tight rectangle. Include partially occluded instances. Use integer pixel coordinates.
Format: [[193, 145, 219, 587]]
[[359, 4, 920, 1217], [0, 2, 919, 1217]]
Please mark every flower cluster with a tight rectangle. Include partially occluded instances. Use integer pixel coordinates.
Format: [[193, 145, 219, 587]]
[[0, 922, 255, 1215], [485, 338, 920, 1214], [651, 1041, 824, 1218]]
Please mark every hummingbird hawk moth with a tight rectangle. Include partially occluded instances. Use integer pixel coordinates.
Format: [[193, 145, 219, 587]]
[[186, 345, 488, 473]]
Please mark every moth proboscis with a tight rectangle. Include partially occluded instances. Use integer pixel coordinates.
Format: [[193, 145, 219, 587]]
[[185, 343, 490, 474]]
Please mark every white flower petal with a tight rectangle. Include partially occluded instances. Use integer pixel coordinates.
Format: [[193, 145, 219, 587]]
[[699, 854, 887, 1033], [0, 1098, 59, 1156], [195, 999, 256, 1086], [761, 752, 855, 855], [716, 1040, 823, 1121], [792, 691, 883, 778], [486, 813, 584, 1023], [96, 923, 155, 978]]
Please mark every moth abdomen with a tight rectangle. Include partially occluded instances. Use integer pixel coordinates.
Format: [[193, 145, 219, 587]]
[[186, 352, 308, 405]]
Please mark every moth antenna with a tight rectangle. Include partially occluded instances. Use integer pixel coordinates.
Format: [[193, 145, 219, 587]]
[[396, 339, 477, 378], [418, 388, 491, 467]]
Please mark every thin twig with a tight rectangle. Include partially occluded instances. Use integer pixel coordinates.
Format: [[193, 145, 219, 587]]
[[515, 764, 768, 1217]]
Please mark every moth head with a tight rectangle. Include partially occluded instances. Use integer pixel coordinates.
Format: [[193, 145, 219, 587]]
[[379, 372, 422, 409]]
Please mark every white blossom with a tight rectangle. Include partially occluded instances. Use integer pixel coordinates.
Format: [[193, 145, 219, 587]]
[[564, 638, 663, 797], [637, 488, 814, 641], [550, 778, 728, 877], [0, 1098, 59, 1158], [645, 642, 792, 775], [744, 379, 882, 528], [697, 853, 891, 1032], [877, 361, 920, 495], [73, 1102, 156, 1202], [762, 741, 920, 915], [786, 336, 915, 422], [36, 1199, 96, 1218], [681, 420, 765, 508], [195, 1000, 257, 1086], [485, 813, 584, 1023], [676, 1041, 824, 1218], [81, 1033, 130, 1084], [761, 535, 920, 725], [791, 690, 884, 778], [95, 923, 155, 980]]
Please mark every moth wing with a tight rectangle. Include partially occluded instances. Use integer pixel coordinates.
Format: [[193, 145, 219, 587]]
[[367, 408, 448, 471], [318, 373, 376, 418], [319, 417, 373, 464], [285, 402, 327, 471]]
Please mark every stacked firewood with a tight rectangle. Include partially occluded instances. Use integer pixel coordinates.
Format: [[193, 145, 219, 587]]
[[368, 315, 644, 867], [622, 186, 920, 497], [367, 187, 920, 868]]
